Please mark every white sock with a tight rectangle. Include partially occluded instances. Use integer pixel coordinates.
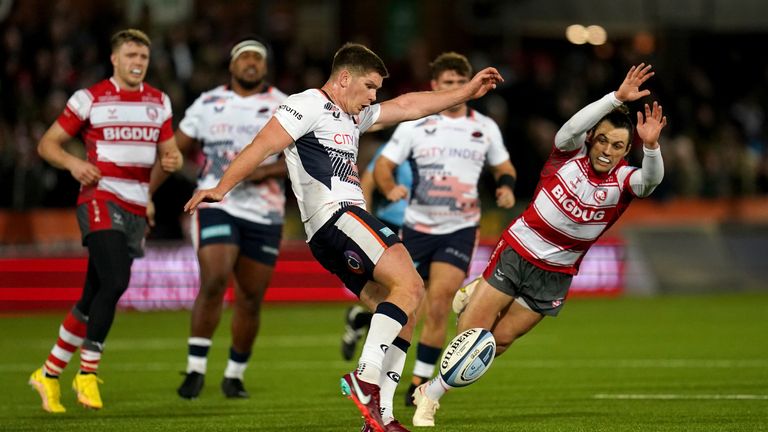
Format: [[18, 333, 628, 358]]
[[187, 337, 211, 374], [357, 313, 404, 384], [412, 360, 436, 379], [379, 342, 408, 422], [224, 360, 247, 380], [425, 374, 454, 401]]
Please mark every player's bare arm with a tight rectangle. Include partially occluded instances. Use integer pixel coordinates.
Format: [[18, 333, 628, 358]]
[[37, 122, 101, 186], [174, 130, 197, 154], [184, 117, 292, 213], [375, 67, 503, 126], [149, 137, 182, 194], [360, 170, 377, 213], [373, 155, 408, 202], [247, 158, 288, 182]]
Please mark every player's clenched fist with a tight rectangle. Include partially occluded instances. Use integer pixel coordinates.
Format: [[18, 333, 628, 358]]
[[160, 149, 183, 172]]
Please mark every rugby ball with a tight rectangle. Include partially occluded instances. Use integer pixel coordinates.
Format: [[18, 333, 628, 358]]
[[439, 328, 496, 387]]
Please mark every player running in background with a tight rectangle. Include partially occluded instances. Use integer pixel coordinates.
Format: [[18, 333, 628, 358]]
[[175, 37, 288, 400], [29, 29, 182, 413], [341, 145, 412, 362], [374, 52, 517, 408], [411, 63, 666, 427], [184, 43, 503, 432]]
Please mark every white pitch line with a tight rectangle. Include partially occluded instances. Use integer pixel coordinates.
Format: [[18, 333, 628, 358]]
[[594, 394, 768, 400]]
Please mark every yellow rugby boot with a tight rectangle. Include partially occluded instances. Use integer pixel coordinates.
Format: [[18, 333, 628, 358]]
[[72, 373, 104, 409], [28, 368, 66, 413]]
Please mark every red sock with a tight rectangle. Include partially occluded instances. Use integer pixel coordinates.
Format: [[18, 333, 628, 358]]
[[80, 346, 102, 374], [43, 309, 87, 376]]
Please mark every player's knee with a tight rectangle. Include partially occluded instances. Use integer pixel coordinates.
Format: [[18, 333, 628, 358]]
[[236, 291, 263, 314], [199, 274, 229, 299], [427, 307, 450, 326], [404, 277, 425, 305]]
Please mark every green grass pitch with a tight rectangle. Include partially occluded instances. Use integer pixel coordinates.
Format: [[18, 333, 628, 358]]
[[2, 293, 767, 431]]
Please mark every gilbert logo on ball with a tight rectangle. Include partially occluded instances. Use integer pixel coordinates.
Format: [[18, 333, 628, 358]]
[[439, 328, 496, 387]]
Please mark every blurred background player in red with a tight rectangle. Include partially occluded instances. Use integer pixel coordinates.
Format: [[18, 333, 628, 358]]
[[412, 64, 667, 427], [174, 37, 288, 399], [373, 52, 517, 410], [29, 29, 182, 413]]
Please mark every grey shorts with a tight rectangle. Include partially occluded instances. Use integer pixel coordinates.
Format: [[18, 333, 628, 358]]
[[482, 238, 572, 316], [76, 200, 147, 258]]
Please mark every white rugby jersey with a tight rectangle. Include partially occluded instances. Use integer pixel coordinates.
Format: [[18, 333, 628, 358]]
[[381, 110, 509, 234], [274, 89, 380, 239], [57, 78, 174, 215], [179, 85, 287, 225], [504, 92, 664, 274]]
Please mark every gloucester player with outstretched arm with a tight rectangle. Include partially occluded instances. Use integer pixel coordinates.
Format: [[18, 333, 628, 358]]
[[412, 63, 667, 427]]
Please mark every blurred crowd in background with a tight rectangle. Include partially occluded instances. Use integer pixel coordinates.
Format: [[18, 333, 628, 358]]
[[1, 0, 767, 239]]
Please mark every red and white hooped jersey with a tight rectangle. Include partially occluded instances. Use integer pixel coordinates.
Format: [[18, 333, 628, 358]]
[[502, 91, 665, 275], [503, 146, 637, 274], [56, 78, 173, 215]]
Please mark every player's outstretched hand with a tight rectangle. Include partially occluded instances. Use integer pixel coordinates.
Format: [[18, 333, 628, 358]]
[[636, 101, 667, 149], [184, 188, 225, 214], [467, 67, 504, 100], [615, 63, 654, 103]]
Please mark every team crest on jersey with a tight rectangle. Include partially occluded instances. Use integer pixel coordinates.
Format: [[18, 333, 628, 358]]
[[146, 106, 158, 121], [593, 188, 608, 203]]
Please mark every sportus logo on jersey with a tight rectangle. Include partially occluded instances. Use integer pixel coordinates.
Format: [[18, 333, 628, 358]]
[[550, 184, 606, 222], [103, 127, 160, 142]]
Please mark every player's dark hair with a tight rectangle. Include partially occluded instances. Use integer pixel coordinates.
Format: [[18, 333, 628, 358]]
[[430, 52, 473, 80], [110, 29, 151, 51], [590, 105, 634, 148], [331, 43, 389, 78]]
